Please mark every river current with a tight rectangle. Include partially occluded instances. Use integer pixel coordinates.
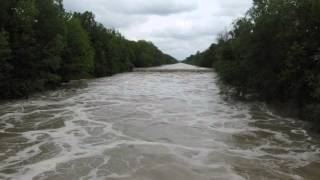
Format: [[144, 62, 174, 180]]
[[0, 64, 319, 180]]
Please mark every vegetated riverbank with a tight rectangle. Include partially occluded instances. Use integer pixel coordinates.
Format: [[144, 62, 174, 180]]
[[257, 101, 320, 133], [216, 80, 319, 133], [220, 81, 320, 133], [183, 0, 320, 132], [0, 0, 177, 100], [215, 71, 320, 133]]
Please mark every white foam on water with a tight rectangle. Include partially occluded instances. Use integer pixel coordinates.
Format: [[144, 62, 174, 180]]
[[0, 64, 320, 179]]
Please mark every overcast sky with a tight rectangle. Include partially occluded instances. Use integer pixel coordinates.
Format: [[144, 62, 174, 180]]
[[63, 0, 253, 60]]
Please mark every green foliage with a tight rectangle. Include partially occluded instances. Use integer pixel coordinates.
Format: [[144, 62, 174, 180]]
[[8, 0, 39, 97], [73, 12, 115, 76], [0, 1, 177, 99], [61, 17, 94, 81], [0, 31, 11, 67], [0, 30, 12, 98], [34, 0, 66, 86], [74, 12, 176, 76], [183, 44, 217, 68], [183, 51, 205, 67], [132, 40, 171, 67]]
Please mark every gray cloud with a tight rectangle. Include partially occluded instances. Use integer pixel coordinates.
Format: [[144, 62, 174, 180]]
[[63, 0, 252, 60], [111, 0, 198, 15], [64, 0, 198, 16], [212, 1, 253, 17]]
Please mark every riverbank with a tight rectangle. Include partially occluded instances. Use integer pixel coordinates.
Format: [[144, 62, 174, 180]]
[[219, 83, 320, 133]]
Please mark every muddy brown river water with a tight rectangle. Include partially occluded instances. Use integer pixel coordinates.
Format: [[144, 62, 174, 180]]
[[0, 64, 320, 180]]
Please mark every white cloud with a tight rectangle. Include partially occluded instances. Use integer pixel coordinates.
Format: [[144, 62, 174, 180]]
[[63, 0, 252, 60]]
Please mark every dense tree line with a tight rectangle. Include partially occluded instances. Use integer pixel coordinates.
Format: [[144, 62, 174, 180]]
[[184, 0, 320, 130], [0, 0, 177, 99], [183, 44, 217, 68]]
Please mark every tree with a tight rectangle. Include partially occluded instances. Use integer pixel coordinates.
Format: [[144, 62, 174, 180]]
[[0, 30, 12, 98], [8, 0, 39, 97], [61, 17, 94, 81], [34, 0, 66, 87]]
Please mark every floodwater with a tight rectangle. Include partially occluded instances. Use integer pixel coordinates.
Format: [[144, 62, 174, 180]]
[[0, 64, 320, 180]]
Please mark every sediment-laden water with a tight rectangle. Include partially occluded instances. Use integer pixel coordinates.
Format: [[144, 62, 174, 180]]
[[0, 64, 319, 180]]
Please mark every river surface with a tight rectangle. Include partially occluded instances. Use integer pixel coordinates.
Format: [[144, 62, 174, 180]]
[[0, 64, 320, 180]]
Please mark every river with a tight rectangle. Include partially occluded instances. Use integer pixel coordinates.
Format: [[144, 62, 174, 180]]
[[0, 64, 320, 180]]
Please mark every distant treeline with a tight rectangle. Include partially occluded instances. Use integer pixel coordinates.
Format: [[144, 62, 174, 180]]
[[0, 0, 177, 99], [183, 0, 320, 129]]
